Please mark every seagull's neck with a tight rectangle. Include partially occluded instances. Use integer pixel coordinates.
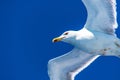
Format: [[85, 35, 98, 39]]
[[65, 37, 76, 45]]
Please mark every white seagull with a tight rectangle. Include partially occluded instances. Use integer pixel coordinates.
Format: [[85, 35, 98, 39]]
[[48, 0, 120, 80]]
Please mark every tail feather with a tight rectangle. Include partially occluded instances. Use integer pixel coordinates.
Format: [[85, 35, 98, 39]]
[[116, 55, 120, 58]]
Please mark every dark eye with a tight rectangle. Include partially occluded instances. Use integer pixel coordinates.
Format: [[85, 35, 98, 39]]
[[64, 32, 68, 35]]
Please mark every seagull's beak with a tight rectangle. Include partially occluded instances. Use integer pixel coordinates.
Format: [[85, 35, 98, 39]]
[[52, 37, 64, 43]]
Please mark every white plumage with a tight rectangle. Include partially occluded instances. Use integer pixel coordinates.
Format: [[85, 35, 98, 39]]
[[83, 0, 118, 35], [48, 0, 120, 80]]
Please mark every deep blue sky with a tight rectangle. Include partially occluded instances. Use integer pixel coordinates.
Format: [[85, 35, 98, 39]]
[[0, 0, 120, 80]]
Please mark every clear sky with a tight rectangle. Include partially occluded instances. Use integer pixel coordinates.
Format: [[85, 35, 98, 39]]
[[0, 0, 120, 80]]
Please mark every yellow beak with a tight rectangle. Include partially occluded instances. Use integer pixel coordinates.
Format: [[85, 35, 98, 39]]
[[52, 37, 63, 43]]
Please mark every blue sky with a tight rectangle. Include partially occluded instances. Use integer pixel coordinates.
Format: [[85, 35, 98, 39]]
[[0, 0, 120, 80]]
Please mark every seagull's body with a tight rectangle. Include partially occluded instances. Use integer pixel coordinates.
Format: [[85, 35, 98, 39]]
[[70, 28, 120, 56], [48, 0, 120, 80]]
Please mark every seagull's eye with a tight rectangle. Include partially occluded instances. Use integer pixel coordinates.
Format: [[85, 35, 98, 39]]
[[64, 32, 68, 35]]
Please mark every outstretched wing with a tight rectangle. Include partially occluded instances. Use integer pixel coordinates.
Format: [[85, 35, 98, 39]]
[[64, 48, 100, 78], [82, 0, 118, 35], [48, 48, 100, 80]]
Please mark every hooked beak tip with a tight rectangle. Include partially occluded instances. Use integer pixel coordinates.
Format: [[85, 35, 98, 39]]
[[52, 39, 57, 43]]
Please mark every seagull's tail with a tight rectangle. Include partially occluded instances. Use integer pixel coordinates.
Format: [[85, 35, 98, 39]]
[[115, 54, 120, 58], [114, 39, 120, 58]]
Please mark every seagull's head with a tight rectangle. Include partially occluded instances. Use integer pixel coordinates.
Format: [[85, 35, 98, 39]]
[[52, 30, 77, 44]]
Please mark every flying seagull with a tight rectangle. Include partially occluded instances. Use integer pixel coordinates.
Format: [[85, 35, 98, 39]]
[[48, 0, 120, 80]]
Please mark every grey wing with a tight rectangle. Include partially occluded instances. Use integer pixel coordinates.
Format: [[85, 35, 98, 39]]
[[48, 48, 100, 80], [82, 0, 118, 35]]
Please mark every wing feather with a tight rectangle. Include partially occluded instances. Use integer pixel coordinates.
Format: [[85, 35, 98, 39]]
[[82, 0, 118, 35], [48, 48, 100, 80]]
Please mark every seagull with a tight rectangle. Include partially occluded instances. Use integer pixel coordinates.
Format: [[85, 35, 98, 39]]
[[48, 0, 120, 80]]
